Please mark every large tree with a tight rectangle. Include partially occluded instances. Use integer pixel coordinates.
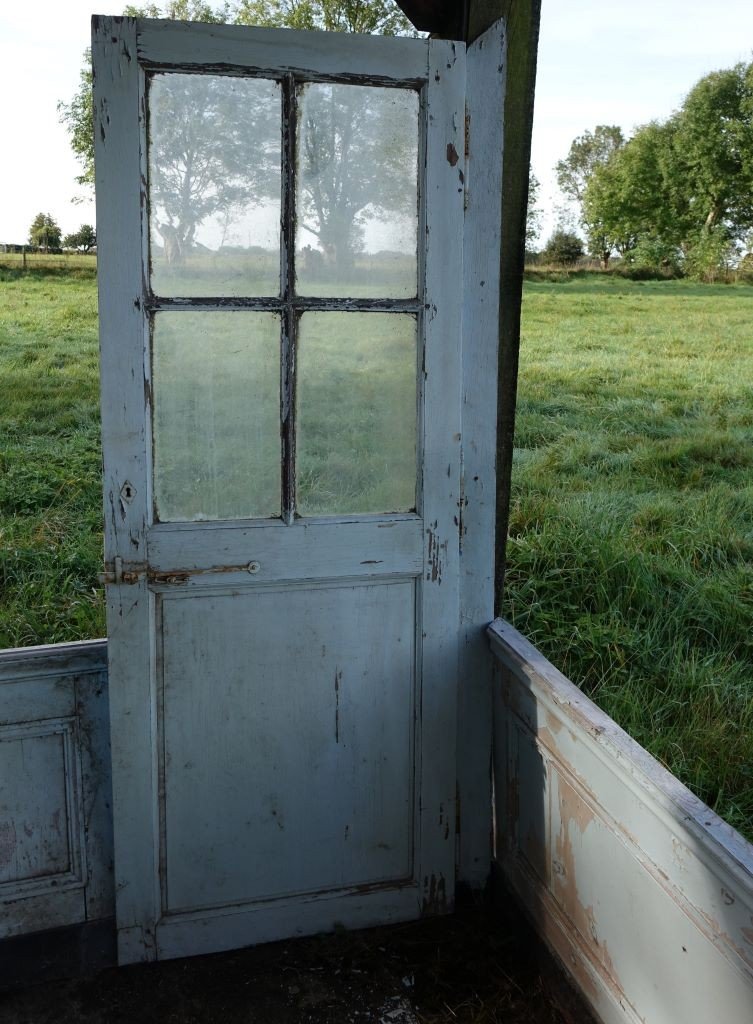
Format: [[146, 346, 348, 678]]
[[59, 0, 415, 266], [554, 125, 625, 268], [63, 224, 97, 252], [582, 60, 753, 274], [525, 167, 541, 249], [555, 125, 625, 209], [59, 0, 413, 193], [28, 213, 62, 251]]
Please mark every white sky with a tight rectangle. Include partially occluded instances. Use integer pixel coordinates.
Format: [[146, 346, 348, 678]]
[[1, 1, 752, 244]]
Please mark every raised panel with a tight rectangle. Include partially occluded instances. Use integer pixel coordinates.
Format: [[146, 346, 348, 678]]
[[0, 720, 83, 894], [0, 642, 109, 941], [158, 580, 416, 915], [510, 723, 550, 887]]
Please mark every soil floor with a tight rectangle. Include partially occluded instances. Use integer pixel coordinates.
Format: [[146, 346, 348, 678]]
[[1, 903, 593, 1024]]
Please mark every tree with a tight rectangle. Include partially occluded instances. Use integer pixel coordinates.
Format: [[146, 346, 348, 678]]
[[555, 125, 625, 209], [147, 72, 279, 263], [59, 1, 414, 193], [28, 213, 62, 251], [58, 54, 94, 190], [63, 224, 97, 252], [582, 121, 673, 268], [525, 167, 541, 249], [234, 0, 412, 34], [540, 229, 583, 266], [581, 60, 753, 277], [60, 1, 416, 267], [296, 83, 417, 270], [671, 61, 753, 252]]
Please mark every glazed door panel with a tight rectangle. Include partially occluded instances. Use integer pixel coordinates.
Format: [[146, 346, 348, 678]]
[[94, 16, 465, 963]]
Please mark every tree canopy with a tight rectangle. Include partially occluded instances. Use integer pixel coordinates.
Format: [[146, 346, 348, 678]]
[[575, 60, 753, 276], [28, 213, 62, 251], [540, 229, 583, 266], [63, 224, 97, 252], [525, 167, 541, 249], [59, 1, 413, 194], [555, 125, 625, 208]]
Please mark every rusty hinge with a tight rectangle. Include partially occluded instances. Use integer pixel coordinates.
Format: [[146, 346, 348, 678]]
[[464, 108, 471, 160]]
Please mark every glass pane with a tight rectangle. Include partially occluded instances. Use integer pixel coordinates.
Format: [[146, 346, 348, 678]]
[[296, 313, 416, 516], [295, 84, 419, 298], [152, 312, 280, 521], [148, 74, 281, 297]]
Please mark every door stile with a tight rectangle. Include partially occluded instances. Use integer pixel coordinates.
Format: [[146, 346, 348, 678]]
[[457, 19, 506, 888], [93, 15, 160, 962], [417, 39, 466, 913]]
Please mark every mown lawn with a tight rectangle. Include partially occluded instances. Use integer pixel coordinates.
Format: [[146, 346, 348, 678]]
[[1, 263, 751, 839], [504, 273, 753, 838]]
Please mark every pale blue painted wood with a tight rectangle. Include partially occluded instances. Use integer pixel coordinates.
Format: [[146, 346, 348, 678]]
[[93, 15, 159, 965], [416, 39, 466, 914], [0, 640, 111, 939], [136, 18, 428, 80], [95, 18, 468, 964], [489, 619, 753, 1024], [158, 582, 414, 914], [457, 19, 506, 888]]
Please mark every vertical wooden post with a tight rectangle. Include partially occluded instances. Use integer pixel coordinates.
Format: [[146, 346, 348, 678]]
[[466, 0, 542, 615]]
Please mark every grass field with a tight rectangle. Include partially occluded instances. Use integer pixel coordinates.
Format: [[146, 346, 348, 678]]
[[1, 262, 751, 838], [504, 272, 753, 838]]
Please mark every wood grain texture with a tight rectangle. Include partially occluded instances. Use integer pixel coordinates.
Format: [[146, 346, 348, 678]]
[[136, 19, 429, 81], [93, 15, 159, 964], [96, 18, 466, 964], [0, 642, 112, 940], [416, 38, 466, 915], [456, 17, 506, 889], [489, 618, 753, 1024]]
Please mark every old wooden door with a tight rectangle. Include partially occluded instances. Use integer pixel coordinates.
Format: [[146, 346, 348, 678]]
[[94, 16, 465, 964]]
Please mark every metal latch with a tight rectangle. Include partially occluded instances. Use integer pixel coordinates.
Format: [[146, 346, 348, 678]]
[[98, 557, 143, 586]]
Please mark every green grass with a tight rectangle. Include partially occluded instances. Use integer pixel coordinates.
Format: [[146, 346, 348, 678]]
[[504, 274, 753, 838], [1, 263, 752, 840], [0, 261, 103, 645]]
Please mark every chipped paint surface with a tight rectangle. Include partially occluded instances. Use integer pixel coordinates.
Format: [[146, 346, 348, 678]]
[[0, 640, 112, 940], [489, 618, 753, 1024]]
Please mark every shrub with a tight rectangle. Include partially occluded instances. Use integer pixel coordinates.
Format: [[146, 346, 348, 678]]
[[540, 230, 584, 266]]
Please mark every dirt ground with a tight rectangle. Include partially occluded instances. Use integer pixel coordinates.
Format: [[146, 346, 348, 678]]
[[1, 903, 592, 1024]]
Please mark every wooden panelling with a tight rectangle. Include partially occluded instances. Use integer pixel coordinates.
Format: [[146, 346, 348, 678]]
[[157, 581, 416, 914], [0, 641, 112, 940], [490, 619, 753, 1024]]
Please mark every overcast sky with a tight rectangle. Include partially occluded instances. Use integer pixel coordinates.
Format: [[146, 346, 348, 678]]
[[1, 1, 752, 244]]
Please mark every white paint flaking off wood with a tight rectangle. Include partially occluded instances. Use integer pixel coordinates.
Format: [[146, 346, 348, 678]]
[[0, 640, 112, 940], [457, 17, 506, 890], [489, 618, 753, 1024]]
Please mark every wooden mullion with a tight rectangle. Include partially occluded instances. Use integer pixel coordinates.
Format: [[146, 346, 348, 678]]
[[281, 73, 297, 524]]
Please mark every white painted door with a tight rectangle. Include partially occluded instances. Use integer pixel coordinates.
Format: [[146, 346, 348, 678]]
[[94, 16, 465, 964]]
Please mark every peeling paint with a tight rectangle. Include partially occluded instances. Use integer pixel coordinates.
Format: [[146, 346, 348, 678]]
[[422, 872, 447, 915]]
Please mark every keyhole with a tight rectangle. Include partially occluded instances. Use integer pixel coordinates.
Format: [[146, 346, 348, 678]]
[[120, 480, 136, 505]]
